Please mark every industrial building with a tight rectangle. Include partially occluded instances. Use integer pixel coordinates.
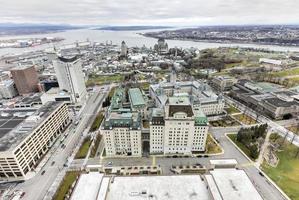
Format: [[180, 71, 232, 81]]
[[0, 102, 70, 181]]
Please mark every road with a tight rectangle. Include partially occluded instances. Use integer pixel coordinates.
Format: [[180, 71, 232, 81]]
[[13, 86, 108, 200]]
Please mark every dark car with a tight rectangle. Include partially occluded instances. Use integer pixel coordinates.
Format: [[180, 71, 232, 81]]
[[41, 170, 46, 175]]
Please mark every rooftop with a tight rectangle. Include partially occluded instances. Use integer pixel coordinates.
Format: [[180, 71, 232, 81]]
[[207, 169, 263, 200], [128, 88, 146, 107], [0, 101, 64, 152], [107, 175, 209, 200], [70, 168, 263, 200]]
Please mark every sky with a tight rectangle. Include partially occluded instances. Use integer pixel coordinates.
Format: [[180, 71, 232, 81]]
[[0, 0, 298, 26]]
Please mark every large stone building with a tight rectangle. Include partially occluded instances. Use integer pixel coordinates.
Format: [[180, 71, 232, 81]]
[[230, 80, 299, 119], [150, 81, 225, 116], [211, 76, 237, 92], [53, 55, 87, 104], [10, 65, 39, 95], [0, 102, 70, 181], [154, 38, 168, 54], [120, 41, 128, 58], [150, 96, 209, 155], [101, 88, 142, 157]]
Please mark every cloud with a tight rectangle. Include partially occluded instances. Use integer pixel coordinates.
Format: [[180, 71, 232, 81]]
[[0, 0, 298, 25]]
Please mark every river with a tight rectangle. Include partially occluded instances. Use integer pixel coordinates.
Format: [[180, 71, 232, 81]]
[[0, 28, 299, 56]]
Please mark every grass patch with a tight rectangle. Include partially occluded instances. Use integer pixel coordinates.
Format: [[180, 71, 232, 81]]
[[142, 120, 150, 128], [227, 134, 255, 161], [206, 134, 222, 154], [86, 74, 125, 86], [53, 171, 80, 200], [75, 136, 92, 159], [286, 126, 299, 135], [90, 134, 102, 158], [210, 116, 240, 127], [225, 105, 241, 114], [233, 114, 257, 125], [261, 140, 299, 200], [90, 112, 104, 132], [269, 68, 299, 78]]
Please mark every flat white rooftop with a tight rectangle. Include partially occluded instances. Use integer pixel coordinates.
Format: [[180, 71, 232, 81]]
[[210, 159, 238, 166], [106, 175, 209, 200], [71, 172, 104, 200], [208, 169, 263, 200]]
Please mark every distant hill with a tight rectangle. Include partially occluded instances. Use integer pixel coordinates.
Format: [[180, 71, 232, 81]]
[[95, 26, 172, 31], [0, 23, 82, 36]]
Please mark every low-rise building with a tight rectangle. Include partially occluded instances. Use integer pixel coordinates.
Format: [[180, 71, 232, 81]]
[[40, 87, 72, 105], [211, 76, 237, 92], [231, 80, 299, 119], [0, 102, 70, 181], [128, 88, 147, 118]]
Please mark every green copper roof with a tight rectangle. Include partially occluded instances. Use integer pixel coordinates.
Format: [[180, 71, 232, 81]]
[[128, 88, 146, 107], [194, 107, 208, 126]]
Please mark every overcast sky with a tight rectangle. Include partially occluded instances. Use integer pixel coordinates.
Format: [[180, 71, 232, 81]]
[[0, 0, 298, 26]]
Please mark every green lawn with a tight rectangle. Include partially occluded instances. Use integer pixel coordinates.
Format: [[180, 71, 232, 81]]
[[227, 134, 255, 161], [269, 68, 299, 78], [90, 134, 102, 158], [86, 74, 125, 86], [225, 105, 240, 114], [75, 137, 92, 159], [233, 114, 257, 125], [261, 141, 299, 200], [90, 112, 104, 132], [206, 134, 222, 154], [53, 171, 80, 200]]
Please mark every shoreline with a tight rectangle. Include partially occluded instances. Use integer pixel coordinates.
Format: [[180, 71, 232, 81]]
[[140, 33, 299, 49]]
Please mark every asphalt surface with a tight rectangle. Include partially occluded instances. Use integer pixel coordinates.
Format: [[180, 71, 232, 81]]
[[13, 86, 108, 200]]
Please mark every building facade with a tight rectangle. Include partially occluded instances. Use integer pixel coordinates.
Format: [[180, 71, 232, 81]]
[[10, 65, 39, 95], [0, 102, 70, 181], [150, 81, 224, 116], [53, 56, 87, 104], [150, 97, 209, 155], [0, 80, 18, 99], [101, 88, 142, 157]]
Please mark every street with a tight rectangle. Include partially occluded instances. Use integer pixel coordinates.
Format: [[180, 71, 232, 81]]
[[13, 86, 108, 200]]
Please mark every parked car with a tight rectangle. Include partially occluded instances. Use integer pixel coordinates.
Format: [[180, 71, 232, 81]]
[[41, 170, 46, 175]]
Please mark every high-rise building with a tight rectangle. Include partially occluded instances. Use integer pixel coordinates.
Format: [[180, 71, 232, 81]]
[[53, 56, 87, 103], [10, 66, 39, 95], [150, 96, 209, 155], [101, 88, 142, 157], [0, 79, 18, 99], [120, 41, 128, 57]]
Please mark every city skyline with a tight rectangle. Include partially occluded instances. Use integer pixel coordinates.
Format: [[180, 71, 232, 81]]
[[0, 0, 298, 26]]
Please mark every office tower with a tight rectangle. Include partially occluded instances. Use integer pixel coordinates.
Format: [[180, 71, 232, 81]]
[[53, 56, 87, 103], [10, 66, 39, 95], [120, 41, 128, 57]]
